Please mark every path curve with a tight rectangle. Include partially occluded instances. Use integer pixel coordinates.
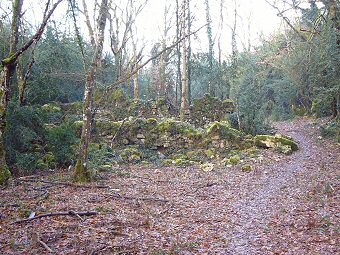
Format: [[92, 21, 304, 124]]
[[225, 118, 339, 254]]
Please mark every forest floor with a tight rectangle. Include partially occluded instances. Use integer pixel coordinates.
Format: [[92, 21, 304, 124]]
[[0, 117, 339, 255]]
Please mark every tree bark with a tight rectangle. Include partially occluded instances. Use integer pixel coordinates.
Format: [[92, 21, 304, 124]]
[[205, 0, 214, 96], [175, 0, 182, 106], [187, 0, 192, 106], [180, 0, 187, 121], [74, 0, 108, 182], [82, 0, 96, 48], [327, 0, 339, 117]]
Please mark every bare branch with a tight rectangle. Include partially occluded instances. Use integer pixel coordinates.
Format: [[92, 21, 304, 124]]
[[106, 23, 207, 90]]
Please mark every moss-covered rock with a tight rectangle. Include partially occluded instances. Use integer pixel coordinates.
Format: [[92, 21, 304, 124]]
[[190, 94, 234, 127], [229, 155, 240, 165], [119, 146, 142, 163], [60, 101, 83, 114], [41, 103, 62, 113], [254, 134, 298, 152], [241, 164, 253, 172], [207, 122, 241, 139], [275, 144, 293, 155]]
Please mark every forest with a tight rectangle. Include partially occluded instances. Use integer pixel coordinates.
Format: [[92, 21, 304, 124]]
[[0, 0, 339, 254]]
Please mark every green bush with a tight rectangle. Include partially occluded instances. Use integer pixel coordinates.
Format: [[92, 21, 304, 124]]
[[4, 102, 44, 173], [320, 119, 339, 141], [44, 123, 78, 166]]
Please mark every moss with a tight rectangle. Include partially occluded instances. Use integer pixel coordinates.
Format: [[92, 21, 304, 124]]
[[110, 88, 126, 101], [241, 164, 253, 172], [61, 101, 83, 114], [204, 149, 215, 158], [2, 53, 15, 66], [229, 155, 240, 165], [254, 135, 298, 152], [206, 121, 242, 142], [158, 118, 176, 133], [275, 137, 298, 151], [275, 143, 293, 155], [222, 99, 234, 111], [43, 151, 55, 162], [0, 165, 11, 186], [161, 159, 173, 165], [36, 159, 48, 170], [174, 158, 192, 166], [120, 146, 143, 163], [73, 159, 92, 182], [95, 119, 121, 133], [222, 158, 231, 166], [41, 103, 61, 113], [172, 154, 188, 160], [147, 118, 158, 125]]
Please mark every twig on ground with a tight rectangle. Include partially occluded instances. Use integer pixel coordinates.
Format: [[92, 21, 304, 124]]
[[11, 211, 98, 224], [34, 232, 53, 253], [18, 178, 109, 189], [33, 190, 49, 200], [69, 210, 84, 221], [185, 182, 219, 196], [104, 193, 169, 203]]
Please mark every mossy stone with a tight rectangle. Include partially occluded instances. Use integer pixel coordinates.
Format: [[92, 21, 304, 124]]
[[241, 164, 253, 172], [229, 155, 240, 165], [254, 134, 298, 152]]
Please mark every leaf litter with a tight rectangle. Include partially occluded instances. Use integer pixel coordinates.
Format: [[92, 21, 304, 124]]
[[0, 118, 339, 254]]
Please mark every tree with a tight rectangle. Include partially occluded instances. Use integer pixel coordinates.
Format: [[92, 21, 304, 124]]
[[205, 0, 214, 96], [180, 0, 187, 120], [0, 0, 63, 184], [74, 0, 108, 182]]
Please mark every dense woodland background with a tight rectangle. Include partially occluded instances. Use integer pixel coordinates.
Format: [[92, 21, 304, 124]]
[[0, 0, 339, 183]]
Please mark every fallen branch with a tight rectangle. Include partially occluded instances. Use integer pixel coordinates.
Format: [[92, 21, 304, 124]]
[[104, 193, 169, 203], [184, 182, 219, 196], [18, 178, 109, 189], [36, 233, 53, 253], [11, 211, 98, 224], [110, 118, 127, 148]]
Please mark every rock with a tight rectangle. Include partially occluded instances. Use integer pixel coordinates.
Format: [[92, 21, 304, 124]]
[[241, 164, 253, 172], [201, 162, 214, 172], [275, 143, 293, 155], [229, 155, 240, 165], [254, 134, 298, 152], [137, 134, 145, 139]]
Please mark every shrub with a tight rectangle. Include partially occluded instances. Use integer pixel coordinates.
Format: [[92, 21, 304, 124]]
[[44, 123, 78, 166]]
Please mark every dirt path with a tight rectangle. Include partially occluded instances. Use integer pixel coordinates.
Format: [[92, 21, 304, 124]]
[[0, 118, 339, 254], [225, 118, 339, 254]]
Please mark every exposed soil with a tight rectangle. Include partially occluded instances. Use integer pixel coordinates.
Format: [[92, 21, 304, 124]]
[[0, 118, 339, 254]]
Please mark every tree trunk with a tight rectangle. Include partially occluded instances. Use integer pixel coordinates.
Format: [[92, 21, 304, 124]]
[[175, 0, 182, 106], [205, 0, 214, 96], [180, 0, 187, 121], [133, 72, 139, 99], [0, 0, 23, 184], [328, 0, 339, 118], [187, 0, 192, 106], [74, 0, 108, 182], [0, 0, 62, 184]]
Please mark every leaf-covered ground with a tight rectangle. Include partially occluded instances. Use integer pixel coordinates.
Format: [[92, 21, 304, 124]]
[[0, 118, 339, 254]]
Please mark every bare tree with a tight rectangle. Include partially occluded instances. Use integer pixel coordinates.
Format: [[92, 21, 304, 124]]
[[180, 0, 187, 120], [74, 0, 108, 182], [108, 0, 146, 84], [175, 0, 182, 105], [205, 0, 214, 96]]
